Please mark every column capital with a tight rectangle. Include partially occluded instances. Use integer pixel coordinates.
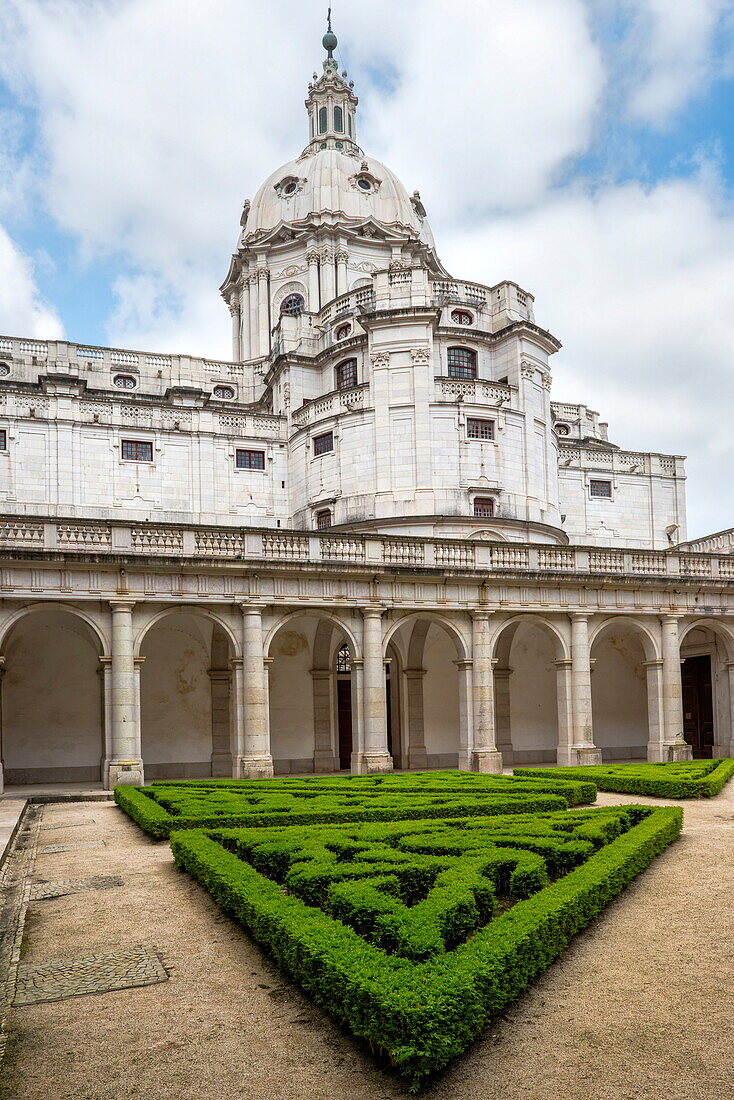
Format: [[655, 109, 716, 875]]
[[240, 602, 267, 615], [133, 656, 146, 669], [570, 611, 590, 623], [454, 658, 473, 670], [109, 599, 135, 613], [404, 667, 427, 680], [360, 605, 385, 619], [553, 658, 573, 670], [471, 609, 492, 623], [724, 660, 734, 672], [660, 613, 682, 624], [310, 668, 333, 680], [643, 659, 664, 670]]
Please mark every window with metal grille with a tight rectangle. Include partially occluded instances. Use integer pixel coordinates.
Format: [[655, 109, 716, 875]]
[[334, 105, 344, 132], [281, 293, 305, 316], [213, 385, 235, 400], [235, 449, 265, 470], [451, 309, 473, 326], [0, 363, 9, 376], [447, 346, 477, 379], [336, 642, 352, 673], [319, 106, 327, 133], [474, 498, 495, 518], [467, 417, 495, 441], [335, 323, 351, 341], [121, 440, 153, 462], [590, 479, 612, 498], [113, 374, 136, 389], [313, 431, 334, 456], [316, 509, 332, 529], [335, 358, 357, 390], [0, 430, 6, 450]]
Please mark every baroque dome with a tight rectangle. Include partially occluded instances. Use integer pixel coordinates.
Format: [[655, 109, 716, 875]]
[[243, 147, 438, 253]]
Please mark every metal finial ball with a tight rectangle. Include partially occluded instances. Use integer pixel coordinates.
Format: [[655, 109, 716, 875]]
[[323, 31, 338, 53]]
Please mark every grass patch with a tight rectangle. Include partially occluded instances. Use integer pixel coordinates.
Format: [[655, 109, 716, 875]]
[[115, 773, 596, 840], [172, 804, 681, 1089], [514, 759, 734, 798]]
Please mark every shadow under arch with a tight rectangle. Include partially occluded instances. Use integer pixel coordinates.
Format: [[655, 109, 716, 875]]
[[383, 611, 470, 662], [265, 608, 361, 661], [134, 604, 240, 659], [590, 616, 655, 763], [0, 602, 108, 658]]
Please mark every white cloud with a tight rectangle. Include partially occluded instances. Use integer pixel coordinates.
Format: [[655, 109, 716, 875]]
[[447, 171, 734, 537], [624, 0, 733, 123], [0, 225, 63, 339]]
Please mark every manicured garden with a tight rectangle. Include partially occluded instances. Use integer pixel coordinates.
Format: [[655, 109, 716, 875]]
[[515, 758, 734, 798]]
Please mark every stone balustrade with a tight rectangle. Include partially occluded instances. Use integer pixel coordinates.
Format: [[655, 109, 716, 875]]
[[0, 514, 732, 582], [433, 376, 515, 408], [291, 383, 368, 427]]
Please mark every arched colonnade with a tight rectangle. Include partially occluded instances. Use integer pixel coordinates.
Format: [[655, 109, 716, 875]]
[[0, 601, 732, 788]]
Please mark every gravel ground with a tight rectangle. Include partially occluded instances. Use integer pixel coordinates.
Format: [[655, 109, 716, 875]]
[[1, 785, 733, 1100]]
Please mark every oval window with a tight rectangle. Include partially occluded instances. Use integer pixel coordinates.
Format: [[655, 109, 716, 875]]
[[335, 323, 351, 341], [0, 363, 9, 376], [357, 178, 372, 191], [451, 309, 473, 326], [213, 385, 235, 400], [113, 374, 137, 389], [283, 181, 297, 196]]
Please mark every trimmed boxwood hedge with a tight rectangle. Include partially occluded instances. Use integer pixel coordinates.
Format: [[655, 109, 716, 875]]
[[171, 804, 682, 1089], [115, 773, 596, 840], [514, 758, 734, 798]]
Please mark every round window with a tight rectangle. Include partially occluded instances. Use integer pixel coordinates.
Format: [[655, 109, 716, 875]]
[[555, 423, 571, 436], [357, 178, 372, 191], [335, 323, 351, 341], [113, 374, 136, 389], [283, 181, 297, 196], [213, 385, 235, 400], [0, 363, 9, 376], [451, 309, 473, 326]]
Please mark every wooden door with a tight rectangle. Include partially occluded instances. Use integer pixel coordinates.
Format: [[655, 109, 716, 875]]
[[682, 655, 714, 758], [337, 679, 352, 770]]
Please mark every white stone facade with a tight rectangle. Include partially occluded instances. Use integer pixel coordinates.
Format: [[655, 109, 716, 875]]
[[0, 39, 725, 789]]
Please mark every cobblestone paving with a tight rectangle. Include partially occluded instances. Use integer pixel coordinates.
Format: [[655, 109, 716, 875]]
[[27, 876, 123, 901], [13, 945, 168, 1006], [39, 819, 96, 832], [36, 841, 105, 855]]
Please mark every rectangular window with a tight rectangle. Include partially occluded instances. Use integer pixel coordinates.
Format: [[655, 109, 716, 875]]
[[313, 431, 334, 456], [467, 417, 495, 441], [474, 498, 495, 518], [0, 430, 6, 450], [335, 359, 357, 390], [121, 439, 153, 462], [447, 346, 477, 380], [589, 479, 612, 498], [235, 449, 265, 470]]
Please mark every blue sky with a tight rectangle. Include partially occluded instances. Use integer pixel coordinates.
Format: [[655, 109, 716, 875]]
[[0, 0, 733, 537]]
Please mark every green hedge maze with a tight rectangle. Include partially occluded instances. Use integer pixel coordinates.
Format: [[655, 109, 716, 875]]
[[171, 803, 682, 1088], [515, 758, 734, 798]]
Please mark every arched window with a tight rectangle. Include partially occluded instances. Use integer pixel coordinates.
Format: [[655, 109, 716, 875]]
[[451, 309, 473, 326], [335, 323, 351, 341], [319, 106, 328, 134], [113, 374, 137, 389], [336, 643, 352, 673], [474, 498, 495, 518], [335, 358, 357, 390], [447, 346, 477, 380], [281, 293, 305, 316], [348, 115, 352, 137], [316, 508, 332, 529], [334, 105, 344, 133]]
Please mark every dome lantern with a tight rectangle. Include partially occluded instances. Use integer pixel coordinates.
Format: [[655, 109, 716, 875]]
[[305, 12, 359, 152]]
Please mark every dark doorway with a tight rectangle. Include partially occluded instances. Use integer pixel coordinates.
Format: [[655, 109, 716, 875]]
[[337, 679, 352, 770], [682, 655, 714, 758]]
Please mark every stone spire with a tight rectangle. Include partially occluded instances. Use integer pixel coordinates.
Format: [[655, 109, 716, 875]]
[[304, 12, 360, 154]]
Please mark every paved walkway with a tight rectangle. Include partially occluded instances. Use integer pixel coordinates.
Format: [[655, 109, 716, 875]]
[[0, 786, 732, 1100]]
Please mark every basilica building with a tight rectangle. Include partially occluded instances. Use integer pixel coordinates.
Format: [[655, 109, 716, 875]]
[[0, 28, 731, 790]]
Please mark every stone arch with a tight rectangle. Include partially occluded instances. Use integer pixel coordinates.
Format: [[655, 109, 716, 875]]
[[383, 611, 470, 662], [489, 614, 570, 767], [134, 605, 240, 659], [1, 605, 106, 785], [272, 280, 308, 314], [0, 602, 109, 658], [678, 618, 734, 758], [590, 616, 655, 762], [679, 618, 734, 660], [265, 609, 361, 661]]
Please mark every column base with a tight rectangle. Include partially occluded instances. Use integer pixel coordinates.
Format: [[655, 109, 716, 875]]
[[471, 750, 504, 774], [0, 762, 5, 795], [350, 752, 394, 775], [556, 746, 602, 766], [236, 755, 274, 779], [665, 741, 693, 762], [106, 758, 145, 788], [313, 750, 338, 774], [210, 752, 233, 778], [407, 746, 428, 772], [646, 742, 667, 763]]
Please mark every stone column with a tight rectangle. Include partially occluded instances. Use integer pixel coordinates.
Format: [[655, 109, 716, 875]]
[[257, 267, 270, 358], [240, 280, 251, 361], [307, 249, 321, 313], [238, 604, 273, 778], [249, 275, 259, 362], [229, 657, 244, 777], [404, 668, 427, 771], [661, 615, 691, 761], [354, 608, 392, 773], [493, 665, 513, 766], [209, 667, 233, 777], [350, 657, 365, 770], [470, 612, 503, 773], [320, 247, 335, 306], [335, 248, 349, 297], [455, 658, 475, 772], [554, 658, 575, 765], [311, 668, 336, 772], [724, 661, 734, 757], [570, 613, 602, 764], [643, 658, 667, 762], [229, 299, 241, 363], [107, 601, 144, 787], [0, 657, 6, 794]]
